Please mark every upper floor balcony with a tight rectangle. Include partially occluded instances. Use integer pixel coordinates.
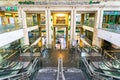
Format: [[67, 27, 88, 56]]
[[0, 23, 22, 34], [102, 24, 120, 34]]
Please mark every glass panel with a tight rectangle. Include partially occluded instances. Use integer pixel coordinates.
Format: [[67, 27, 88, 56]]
[[0, 38, 23, 66], [28, 29, 40, 44], [26, 14, 38, 27], [76, 14, 81, 24], [102, 11, 120, 34], [0, 16, 22, 34], [84, 13, 95, 27]]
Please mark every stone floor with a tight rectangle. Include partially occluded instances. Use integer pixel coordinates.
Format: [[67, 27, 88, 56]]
[[41, 49, 81, 68]]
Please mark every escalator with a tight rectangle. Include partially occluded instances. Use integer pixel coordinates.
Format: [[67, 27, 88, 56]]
[[81, 46, 120, 80], [0, 45, 35, 79], [81, 57, 120, 80], [0, 58, 40, 80], [0, 60, 32, 78]]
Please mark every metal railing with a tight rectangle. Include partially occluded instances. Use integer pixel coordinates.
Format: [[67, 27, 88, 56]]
[[81, 56, 120, 80], [57, 57, 65, 80], [0, 57, 39, 80], [0, 24, 22, 34]]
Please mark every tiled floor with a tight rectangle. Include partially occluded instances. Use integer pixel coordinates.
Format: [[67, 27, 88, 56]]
[[41, 49, 80, 68]]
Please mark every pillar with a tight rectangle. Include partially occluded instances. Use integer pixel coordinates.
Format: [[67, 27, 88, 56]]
[[53, 27, 56, 48], [92, 10, 102, 47], [70, 9, 76, 47], [37, 14, 42, 36], [46, 9, 52, 48], [80, 14, 84, 47], [22, 9, 29, 45], [37, 14, 42, 47], [66, 27, 68, 48], [81, 14, 84, 25]]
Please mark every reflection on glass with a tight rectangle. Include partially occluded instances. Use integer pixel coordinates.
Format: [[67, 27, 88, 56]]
[[83, 13, 95, 27], [102, 14, 120, 34], [28, 29, 40, 44], [26, 14, 38, 27], [76, 14, 81, 24], [0, 39, 23, 66], [0, 16, 22, 34]]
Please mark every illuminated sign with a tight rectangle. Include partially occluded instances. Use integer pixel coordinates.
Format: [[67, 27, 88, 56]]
[[89, 0, 100, 4], [18, 1, 34, 5], [104, 11, 120, 15], [6, 6, 18, 11]]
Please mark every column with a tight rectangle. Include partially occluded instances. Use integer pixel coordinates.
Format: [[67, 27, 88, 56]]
[[37, 14, 42, 47], [66, 27, 68, 48], [53, 27, 56, 48], [70, 10, 73, 47], [48, 10, 52, 48], [12, 13, 17, 29], [46, 9, 52, 48], [37, 14, 41, 36], [22, 9, 29, 45], [70, 9, 76, 47], [80, 14, 84, 47], [73, 10, 76, 41], [45, 10, 49, 48], [81, 14, 84, 25], [92, 10, 102, 47]]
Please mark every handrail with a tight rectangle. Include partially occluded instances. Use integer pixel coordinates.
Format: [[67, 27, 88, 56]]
[[106, 50, 120, 53], [93, 71, 120, 79], [6, 51, 18, 59], [57, 57, 65, 80], [0, 57, 39, 80], [81, 58, 93, 76], [104, 50, 120, 64], [31, 37, 41, 46], [0, 71, 29, 80], [23, 47, 30, 53], [82, 58, 120, 79]]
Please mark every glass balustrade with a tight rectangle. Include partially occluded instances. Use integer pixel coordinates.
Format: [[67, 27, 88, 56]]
[[102, 24, 120, 34], [28, 30, 40, 44], [0, 23, 22, 34], [84, 20, 94, 28]]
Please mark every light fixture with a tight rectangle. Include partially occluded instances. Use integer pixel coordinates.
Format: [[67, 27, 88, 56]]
[[57, 14, 65, 17], [5, 13, 12, 16]]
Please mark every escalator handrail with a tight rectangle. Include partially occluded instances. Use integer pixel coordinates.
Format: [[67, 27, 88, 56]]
[[94, 71, 120, 79], [0, 71, 29, 80], [0, 62, 19, 70], [102, 61, 120, 70], [82, 58, 93, 76], [104, 50, 120, 64], [89, 62, 120, 79], [0, 57, 39, 80], [91, 62, 119, 72]]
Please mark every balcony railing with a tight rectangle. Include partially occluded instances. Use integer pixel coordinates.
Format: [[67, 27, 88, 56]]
[[0, 24, 22, 34], [102, 24, 120, 34], [84, 20, 94, 28]]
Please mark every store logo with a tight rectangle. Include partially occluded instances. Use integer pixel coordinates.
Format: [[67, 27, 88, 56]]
[[18, 1, 34, 5]]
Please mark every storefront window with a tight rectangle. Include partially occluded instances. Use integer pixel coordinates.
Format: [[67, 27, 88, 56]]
[[0, 13, 22, 34], [76, 14, 81, 24], [84, 13, 95, 27], [26, 14, 38, 27], [102, 11, 120, 34]]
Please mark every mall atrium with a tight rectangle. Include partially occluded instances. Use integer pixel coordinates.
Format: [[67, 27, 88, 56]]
[[0, 0, 120, 80]]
